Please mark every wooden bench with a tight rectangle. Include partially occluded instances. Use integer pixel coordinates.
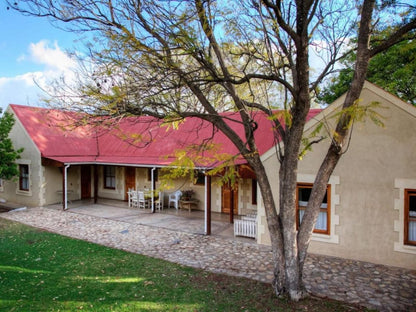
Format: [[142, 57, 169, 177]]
[[179, 199, 199, 212]]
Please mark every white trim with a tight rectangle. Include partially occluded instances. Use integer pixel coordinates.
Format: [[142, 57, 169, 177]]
[[204, 173, 208, 234], [394, 178, 416, 255], [64, 164, 70, 210], [297, 173, 340, 244], [151, 167, 156, 213]]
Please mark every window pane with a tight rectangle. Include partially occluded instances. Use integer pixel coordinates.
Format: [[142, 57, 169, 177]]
[[104, 166, 116, 189], [19, 165, 29, 191], [252, 179, 257, 205], [409, 195, 416, 216], [409, 221, 416, 242], [148, 168, 159, 182], [298, 187, 311, 202], [315, 211, 327, 230], [298, 209, 327, 231], [407, 192, 416, 244]]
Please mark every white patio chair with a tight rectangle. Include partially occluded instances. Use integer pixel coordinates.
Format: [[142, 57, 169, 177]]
[[137, 191, 148, 209], [130, 190, 138, 208], [168, 190, 182, 210], [155, 191, 164, 211], [127, 188, 135, 207]]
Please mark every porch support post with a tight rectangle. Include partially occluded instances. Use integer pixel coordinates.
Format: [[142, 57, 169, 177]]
[[229, 182, 234, 224], [93, 165, 98, 203], [63, 164, 70, 210], [205, 174, 211, 235], [151, 167, 156, 213], [62, 166, 65, 210]]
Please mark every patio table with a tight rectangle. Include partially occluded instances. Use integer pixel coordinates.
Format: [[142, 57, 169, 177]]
[[179, 199, 199, 212]]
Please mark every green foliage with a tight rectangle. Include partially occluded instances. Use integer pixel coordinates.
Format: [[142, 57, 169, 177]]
[[332, 100, 386, 130], [298, 100, 385, 160], [0, 218, 358, 312], [319, 39, 416, 105], [0, 110, 23, 180], [159, 143, 240, 190]]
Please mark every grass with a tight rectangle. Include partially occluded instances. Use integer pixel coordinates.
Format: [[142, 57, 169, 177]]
[[0, 218, 365, 311]]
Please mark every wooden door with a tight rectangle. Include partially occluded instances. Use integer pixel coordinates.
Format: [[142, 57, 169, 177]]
[[125, 167, 136, 200], [81, 166, 91, 199], [221, 184, 238, 215]]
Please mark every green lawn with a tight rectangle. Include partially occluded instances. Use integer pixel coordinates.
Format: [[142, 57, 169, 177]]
[[0, 218, 363, 311]]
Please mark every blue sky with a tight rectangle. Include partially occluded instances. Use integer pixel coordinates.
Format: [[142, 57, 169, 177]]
[[0, 4, 79, 112]]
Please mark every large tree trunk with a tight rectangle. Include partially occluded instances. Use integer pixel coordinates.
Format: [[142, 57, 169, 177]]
[[248, 156, 287, 295], [297, 0, 376, 268]]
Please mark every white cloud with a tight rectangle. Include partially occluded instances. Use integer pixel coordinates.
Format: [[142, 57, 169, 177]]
[[0, 73, 45, 111], [0, 40, 79, 112], [28, 40, 77, 72]]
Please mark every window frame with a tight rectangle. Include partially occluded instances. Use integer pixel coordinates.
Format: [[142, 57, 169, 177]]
[[19, 164, 30, 191], [296, 182, 331, 235], [147, 168, 159, 182], [251, 179, 257, 205], [103, 166, 116, 190], [193, 170, 205, 186], [404, 189, 416, 246]]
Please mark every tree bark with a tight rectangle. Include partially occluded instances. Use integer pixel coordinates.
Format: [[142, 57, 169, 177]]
[[297, 0, 376, 267], [247, 155, 286, 296]]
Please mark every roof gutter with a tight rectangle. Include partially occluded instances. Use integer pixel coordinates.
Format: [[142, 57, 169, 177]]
[[63, 164, 70, 211], [150, 167, 156, 213]]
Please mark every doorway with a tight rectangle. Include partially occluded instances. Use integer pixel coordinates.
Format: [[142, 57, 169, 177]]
[[125, 167, 136, 201], [221, 183, 238, 215], [81, 165, 91, 199]]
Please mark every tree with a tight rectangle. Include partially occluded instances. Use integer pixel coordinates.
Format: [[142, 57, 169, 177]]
[[319, 38, 416, 105], [9, 0, 416, 300], [0, 109, 23, 180]]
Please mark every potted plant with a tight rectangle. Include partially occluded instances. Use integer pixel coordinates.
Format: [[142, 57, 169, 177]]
[[181, 189, 195, 201]]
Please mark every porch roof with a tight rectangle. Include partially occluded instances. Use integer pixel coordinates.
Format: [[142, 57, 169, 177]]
[[11, 104, 321, 168]]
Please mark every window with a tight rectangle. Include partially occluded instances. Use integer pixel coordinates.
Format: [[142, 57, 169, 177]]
[[19, 164, 29, 191], [404, 189, 416, 246], [194, 170, 205, 185], [252, 179, 257, 205], [296, 183, 330, 235], [104, 166, 116, 189], [147, 168, 158, 182]]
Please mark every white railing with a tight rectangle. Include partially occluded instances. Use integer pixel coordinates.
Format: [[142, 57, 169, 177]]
[[234, 215, 257, 238]]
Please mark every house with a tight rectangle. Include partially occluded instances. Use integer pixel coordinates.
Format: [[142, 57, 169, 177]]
[[2, 104, 297, 225], [1, 81, 415, 270], [258, 82, 416, 270]]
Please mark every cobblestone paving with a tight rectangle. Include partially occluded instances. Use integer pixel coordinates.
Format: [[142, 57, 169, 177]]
[[2, 207, 415, 311]]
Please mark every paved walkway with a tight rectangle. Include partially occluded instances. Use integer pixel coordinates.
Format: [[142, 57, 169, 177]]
[[1, 206, 415, 311]]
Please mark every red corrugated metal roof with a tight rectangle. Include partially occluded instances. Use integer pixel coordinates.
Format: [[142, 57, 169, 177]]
[[10, 104, 321, 167]]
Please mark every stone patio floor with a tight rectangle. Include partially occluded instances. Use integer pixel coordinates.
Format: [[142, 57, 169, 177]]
[[1, 202, 415, 312]]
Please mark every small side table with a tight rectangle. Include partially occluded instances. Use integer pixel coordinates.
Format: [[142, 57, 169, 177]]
[[179, 199, 199, 212]]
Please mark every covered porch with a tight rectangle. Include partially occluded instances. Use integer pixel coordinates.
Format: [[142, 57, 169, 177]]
[[47, 198, 256, 243]]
